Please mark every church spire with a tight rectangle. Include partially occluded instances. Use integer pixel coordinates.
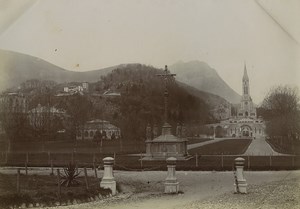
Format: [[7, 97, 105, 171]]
[[242, 62, 249, 95], [243, 62, 249, 81]]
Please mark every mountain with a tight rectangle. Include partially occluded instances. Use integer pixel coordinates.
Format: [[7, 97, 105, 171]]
[[0, 49, 119, 92], [170, 61, 241, 104], [0, 49, 236, 108], [177, 81, 229, 108]]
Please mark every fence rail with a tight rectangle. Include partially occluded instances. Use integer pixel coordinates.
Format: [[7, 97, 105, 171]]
[[0, 152, 299, 171]]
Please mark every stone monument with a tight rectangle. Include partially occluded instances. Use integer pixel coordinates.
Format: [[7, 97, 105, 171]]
[[144, 65, 189, 160]]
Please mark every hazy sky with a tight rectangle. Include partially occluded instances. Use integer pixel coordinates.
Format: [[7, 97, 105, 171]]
[[0, 0, 299, 103]]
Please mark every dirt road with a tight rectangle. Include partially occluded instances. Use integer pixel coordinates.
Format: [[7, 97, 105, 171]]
[[23, 170, 299, 209], [243, 136, 283, 156]]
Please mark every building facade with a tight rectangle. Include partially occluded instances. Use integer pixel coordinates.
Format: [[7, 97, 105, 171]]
[[27, 104, 67, 129], [0, 92, 28, 113], [76, 119, 121, 140], [209, 64, 265, 138]]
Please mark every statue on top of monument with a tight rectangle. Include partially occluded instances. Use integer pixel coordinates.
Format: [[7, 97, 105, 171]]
[[181, 123, 187, 138], [176, 123, 182, 137], [153, 124, 158, 138], [146, 123, 152, 140]]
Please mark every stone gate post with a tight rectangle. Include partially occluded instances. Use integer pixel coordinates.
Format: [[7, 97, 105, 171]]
[[234, 157, 247, 194], [164, 157, 179, 193], [100, 157, 116, 195]]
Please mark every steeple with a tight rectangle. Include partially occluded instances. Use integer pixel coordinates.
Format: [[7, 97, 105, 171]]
[[243, 62, 249, 81], [242, 62, 249, 96]]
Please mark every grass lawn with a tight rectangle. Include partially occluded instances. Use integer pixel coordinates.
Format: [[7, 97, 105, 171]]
[[187, 137, 212, 145], [0, 140, 146, 154], [188, 138, 252, 155], [266, 137, 300, 155], [0, 173, 111, 208]]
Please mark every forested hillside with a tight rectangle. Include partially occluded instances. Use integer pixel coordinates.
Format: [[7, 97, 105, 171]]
[[88, 64, 215, 141], [1, 64, 218, 145]]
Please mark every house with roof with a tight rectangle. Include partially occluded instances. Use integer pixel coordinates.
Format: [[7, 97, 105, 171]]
[[76, 119, 121, 140]]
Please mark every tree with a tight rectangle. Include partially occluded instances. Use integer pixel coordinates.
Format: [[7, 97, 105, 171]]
[[0, 93, 30, 152], [260, 85, 300, 142], [0, 112, 28, 152], [28, 104, 65, 144], [66, 94, 93, 140]]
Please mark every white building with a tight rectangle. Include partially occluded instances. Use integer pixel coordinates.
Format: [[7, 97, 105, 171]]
[[208, 64, 265, 138], [27, 104, 67, 130], [237, 65, 257, 118], [76, 119, 121, 140], [63, 85, 83, 93]]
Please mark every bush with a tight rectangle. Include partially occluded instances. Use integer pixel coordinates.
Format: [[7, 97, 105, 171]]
[[0, 193, 33, 209]]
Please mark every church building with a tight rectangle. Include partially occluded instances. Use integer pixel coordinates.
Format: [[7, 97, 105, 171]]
[[209, 64, 265, 138], [237, 65, 256, 118]]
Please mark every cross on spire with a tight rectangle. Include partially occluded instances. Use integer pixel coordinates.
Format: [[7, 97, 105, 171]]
[[156, 65, 176, 123]]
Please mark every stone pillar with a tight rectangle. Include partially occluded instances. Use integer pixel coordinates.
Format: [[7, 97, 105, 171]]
[[234, 157, 247, 194], [164, 157, 179, 193], [100, 157, 116, 195], [181, 124, 187, 138], [145, 142, 151, 157], [146, 123, 152, 140], [176, 123, 182, 138], [153, 124, 158, 138]]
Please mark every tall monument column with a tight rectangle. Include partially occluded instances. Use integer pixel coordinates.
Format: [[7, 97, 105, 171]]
[[157, 65, 176, 124], [144, 65, 189, 161]]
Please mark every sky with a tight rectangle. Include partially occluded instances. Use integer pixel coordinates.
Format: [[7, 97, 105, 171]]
[[0, 0, 299, 103]]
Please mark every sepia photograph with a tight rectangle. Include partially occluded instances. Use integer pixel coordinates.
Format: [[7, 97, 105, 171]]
[[0, 0, 299, 208]]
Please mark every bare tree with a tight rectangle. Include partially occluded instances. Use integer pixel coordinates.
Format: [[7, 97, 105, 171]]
[[66, 94, 92, 141], [0, 108, 28, 152], [261, 85, 300, 146]]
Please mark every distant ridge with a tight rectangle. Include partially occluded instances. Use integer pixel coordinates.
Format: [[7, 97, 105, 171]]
[[0, 49, 121, 92], [170, 60, 241, 103], [0, 50, 241, 105]]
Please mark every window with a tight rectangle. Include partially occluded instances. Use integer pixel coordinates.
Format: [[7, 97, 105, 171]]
[[90, 131, 94, 137], [84, 131, 88, 137]]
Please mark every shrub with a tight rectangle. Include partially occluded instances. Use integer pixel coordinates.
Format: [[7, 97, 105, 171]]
[[61, 162, 81, 187]]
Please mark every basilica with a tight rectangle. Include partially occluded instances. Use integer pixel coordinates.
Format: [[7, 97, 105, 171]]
[[210, 64, 265, 138]]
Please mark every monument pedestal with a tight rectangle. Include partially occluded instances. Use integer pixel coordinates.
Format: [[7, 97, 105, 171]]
[[144, 123, 189, 161]]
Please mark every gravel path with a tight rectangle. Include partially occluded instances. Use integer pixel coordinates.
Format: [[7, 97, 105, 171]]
[[243, 136, 283, 156], [187, 138, 231, 150], [183, 174, 300, 209], [27, 170, 300, 209]]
